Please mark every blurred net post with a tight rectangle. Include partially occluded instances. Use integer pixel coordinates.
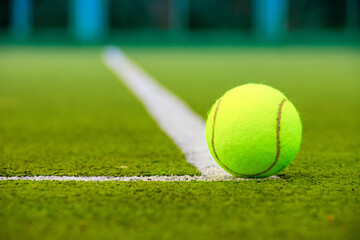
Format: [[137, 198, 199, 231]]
[[10, 0, 32, 40], [168, 0, 189, 37], [346, 0, 360, 33], [253, 0, 288, 42], [71, 0, 108, 42]]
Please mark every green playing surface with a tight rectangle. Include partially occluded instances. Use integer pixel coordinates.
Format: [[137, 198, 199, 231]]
[[0, 46, 359, 240], [0, 47, 198, 177]]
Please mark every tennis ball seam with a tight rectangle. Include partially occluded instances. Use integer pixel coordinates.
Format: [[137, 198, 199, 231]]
[[211, 98, 287, 177]]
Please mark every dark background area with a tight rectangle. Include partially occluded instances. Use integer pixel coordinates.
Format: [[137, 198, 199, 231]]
[[0, 0, 359, 43]]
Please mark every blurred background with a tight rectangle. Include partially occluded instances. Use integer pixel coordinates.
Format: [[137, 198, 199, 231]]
[[0, 0, 359, 44]]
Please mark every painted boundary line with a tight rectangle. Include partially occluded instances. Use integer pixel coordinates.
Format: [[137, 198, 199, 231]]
[[103, 46, 232, 179], [0, 176, 280, 182]]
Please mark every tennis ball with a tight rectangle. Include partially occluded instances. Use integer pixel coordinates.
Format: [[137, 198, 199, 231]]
[[206, 83, 302, 178]]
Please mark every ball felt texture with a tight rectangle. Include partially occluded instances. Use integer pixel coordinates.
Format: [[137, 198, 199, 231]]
[[206, 84, 302, 178]]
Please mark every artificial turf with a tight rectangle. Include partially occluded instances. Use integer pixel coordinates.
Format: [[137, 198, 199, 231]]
[[0, 180, 359, 240], [0, 47, 198, 176], [0, 46, 359, 240]]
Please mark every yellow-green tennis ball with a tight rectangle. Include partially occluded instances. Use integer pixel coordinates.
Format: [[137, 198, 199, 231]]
[[206, 83, 302, 178]]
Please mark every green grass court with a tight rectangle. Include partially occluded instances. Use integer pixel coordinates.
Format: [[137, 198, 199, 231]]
[[0, 46, 359, 239]]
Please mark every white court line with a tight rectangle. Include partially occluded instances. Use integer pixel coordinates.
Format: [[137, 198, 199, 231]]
[[0, 175, 279, 182], [103, 46, 232, 178]]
